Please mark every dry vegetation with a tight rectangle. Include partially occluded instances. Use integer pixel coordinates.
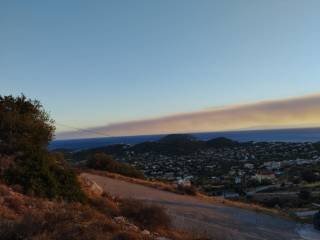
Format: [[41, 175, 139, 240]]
[[119, 199, 171, 231], [0, 177, 204, 240]]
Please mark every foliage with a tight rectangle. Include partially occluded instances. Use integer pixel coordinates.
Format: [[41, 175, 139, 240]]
[[112, 232, 140, 240], [177, 184, 197, 195], [119, 199, 171, 230], [0, 94, 55, 154], [3, 150, 86, 202], [87, 153, 144, 179], [298, 189, 311, 200], [206, 137, 239, 148], [301, 169, 317, 183], [0, 203, 118, 240], [0, 94, 85, 202], [313, 142, 320, 152]]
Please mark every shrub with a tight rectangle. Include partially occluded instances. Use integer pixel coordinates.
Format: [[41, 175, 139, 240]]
[[177, 185, 197, 196], [0, 94, 55, 154], [0, 203, 118, 240], [3, 151, 86, 202], [87, 153, 144, 179], [298, 189, 311, 200], [112, 232, 140, 240], [89, 196, 120, 217], [119, 199, 171, 230], [0, 95, 86, 202], [301, 169, 317, 183]]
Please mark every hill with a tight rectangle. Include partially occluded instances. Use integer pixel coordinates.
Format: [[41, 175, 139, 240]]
[[0, 94, 200, 240], [206, 137, 239, 148], [67, 135, 240, 160]]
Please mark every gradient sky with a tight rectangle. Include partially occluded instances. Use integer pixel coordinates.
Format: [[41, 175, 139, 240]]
[[1, 0, 320, 138]]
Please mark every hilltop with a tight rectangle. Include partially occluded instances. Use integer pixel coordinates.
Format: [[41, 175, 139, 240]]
[[0, 95, 202, 240], [69, 135, 240, 160]]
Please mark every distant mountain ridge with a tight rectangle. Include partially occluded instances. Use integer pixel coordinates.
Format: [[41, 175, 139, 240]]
[[50, 127, 320, 151], [68, 134, 241, 160]]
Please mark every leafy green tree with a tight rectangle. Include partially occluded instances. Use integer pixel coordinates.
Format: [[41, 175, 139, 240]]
[[0, 94, 85, 202], [0, 94, 55, 154], [87, 153, 144, 179]]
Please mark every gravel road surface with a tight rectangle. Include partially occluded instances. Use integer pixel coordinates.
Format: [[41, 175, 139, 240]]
[[83, 173, 317, 240]]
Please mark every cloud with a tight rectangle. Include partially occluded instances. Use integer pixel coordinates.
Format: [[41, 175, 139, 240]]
[[55, 93, 320, 139]]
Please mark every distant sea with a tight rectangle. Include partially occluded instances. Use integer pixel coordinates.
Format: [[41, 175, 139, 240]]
[[49, 127, 320, 151]]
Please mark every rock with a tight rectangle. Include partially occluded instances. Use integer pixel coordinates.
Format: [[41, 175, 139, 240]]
[[113, 216, 127, 224], [113, 216, 140, 232], [141, 230, 150, 235], [82, 176, 103, 196], [126, 223, 139, 232]]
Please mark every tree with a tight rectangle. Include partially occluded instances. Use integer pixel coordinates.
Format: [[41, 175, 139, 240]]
[[0, 94, 55, 154], [87, 153, 144, 179], [0, 94, 85, 201], [87, 153, 115, 170], [301, 169, 317, 183], [298, 189, 311, 200]]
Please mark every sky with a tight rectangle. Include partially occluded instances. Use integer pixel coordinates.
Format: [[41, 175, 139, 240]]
[[1, 0, 320, 139]]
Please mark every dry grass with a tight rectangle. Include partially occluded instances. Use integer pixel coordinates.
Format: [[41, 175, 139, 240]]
[[89, 195, 120, 217], [0, 203, 119, 240], [0, 182, 200, 240], [119, 199, 171, 231], [112, 231, 142, 240]]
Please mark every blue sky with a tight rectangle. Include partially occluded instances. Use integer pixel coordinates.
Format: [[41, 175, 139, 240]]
[[1, 0, 320, 136]]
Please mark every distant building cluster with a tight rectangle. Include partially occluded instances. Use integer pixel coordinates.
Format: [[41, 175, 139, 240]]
[[117, 141, 320, 198]]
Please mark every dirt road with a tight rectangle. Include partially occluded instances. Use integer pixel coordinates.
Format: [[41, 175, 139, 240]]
[[83, 173, 313, 240]]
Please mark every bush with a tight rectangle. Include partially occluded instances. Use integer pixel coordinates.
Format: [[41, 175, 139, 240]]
[[0, 94, 55, 154], [301, 169, 317, 183], [87, 153, 144, 179], [112, 232, 140, 240], [120, 199, 171, 230], [89, 196, 120, 217], [0, 95, 85, 202], [0, 203, 118, 240], [177, 185, 197, 195], [3, 151, 86, 202], [298, 189, 311, 200]]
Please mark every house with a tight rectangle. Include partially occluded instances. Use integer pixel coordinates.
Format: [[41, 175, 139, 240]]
[[263, 161, 281, 170], [244, 163, 254, 169], [234, 176, 242, 184], [253, 172, 276, 183], [177, 179, 191, 187], [223, 191, 240, 200]]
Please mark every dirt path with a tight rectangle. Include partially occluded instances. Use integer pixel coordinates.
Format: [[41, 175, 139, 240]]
[[83, 173, 314, 240]]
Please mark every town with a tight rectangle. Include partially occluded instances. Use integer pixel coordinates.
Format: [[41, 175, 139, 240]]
[[122, 138, 320, 195], [69, 134, 320, 222]]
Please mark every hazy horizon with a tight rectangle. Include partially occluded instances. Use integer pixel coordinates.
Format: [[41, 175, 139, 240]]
[[56, 93, 320, 140]]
